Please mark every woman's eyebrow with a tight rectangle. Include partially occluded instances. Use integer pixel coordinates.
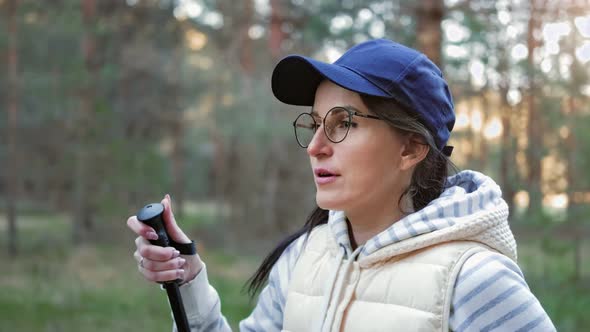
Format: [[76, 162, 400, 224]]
[[342, 105, 363, 113], [311, 105, 364, 116]]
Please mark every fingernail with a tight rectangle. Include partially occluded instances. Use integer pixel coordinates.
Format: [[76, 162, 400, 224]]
[[147, 232, 158, 240], [177, 269, 185, 279], [179, 258, 186, 267], [172, 250, 180, 258]]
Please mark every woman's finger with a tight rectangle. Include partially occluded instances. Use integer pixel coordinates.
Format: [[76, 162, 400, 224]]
[[133, 250, 142, 263], [138, 266, 185, 283], [138, 256, 186, 272], [161, 194, 191, 244], [137, 242, 180, 262], [134, 235, 151, 251], [127, 215, 159, 241]]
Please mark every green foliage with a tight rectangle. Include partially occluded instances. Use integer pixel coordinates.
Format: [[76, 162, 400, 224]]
[[0, 214, 255, 331], [516, 240, 590, 331], [0, 246, 254, 331]]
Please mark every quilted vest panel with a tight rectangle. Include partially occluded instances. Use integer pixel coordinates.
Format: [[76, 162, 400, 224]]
[[282, 225, 488, 332]]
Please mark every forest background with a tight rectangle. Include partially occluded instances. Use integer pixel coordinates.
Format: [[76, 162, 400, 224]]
[[1, 0, 590, 331]]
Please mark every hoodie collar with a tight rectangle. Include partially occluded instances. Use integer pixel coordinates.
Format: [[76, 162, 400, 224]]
[[328, 170, 515, 260]]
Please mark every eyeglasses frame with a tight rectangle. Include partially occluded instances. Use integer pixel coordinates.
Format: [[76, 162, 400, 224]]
[[292, 106, 382, 148]]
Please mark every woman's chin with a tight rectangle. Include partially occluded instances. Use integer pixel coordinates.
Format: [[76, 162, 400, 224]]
[[316, 194, 345, 211]]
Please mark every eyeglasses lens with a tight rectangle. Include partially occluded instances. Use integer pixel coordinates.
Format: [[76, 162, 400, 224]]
[[294, 113, 316, 148]]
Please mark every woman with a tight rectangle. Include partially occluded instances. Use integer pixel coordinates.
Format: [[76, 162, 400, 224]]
[[127, 39, 556, 331]]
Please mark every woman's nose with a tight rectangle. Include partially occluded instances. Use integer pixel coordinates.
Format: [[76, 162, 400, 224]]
[[307, 126, 332, 157]]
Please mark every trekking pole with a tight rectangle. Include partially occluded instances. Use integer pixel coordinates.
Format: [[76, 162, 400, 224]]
[[137, 203, 191, 332]]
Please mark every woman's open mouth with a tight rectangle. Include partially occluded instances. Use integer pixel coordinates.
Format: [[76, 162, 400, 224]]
[[314, 168, 340, 185]]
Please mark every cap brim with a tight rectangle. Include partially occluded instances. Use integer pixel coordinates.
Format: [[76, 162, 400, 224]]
[[271, 55, 390, 106]]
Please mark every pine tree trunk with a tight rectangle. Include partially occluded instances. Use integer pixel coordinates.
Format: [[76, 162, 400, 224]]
[[207, 81, 227, 225], [525, 0, 544, 215], [415, 0, 444, 67], [497, 31, 516, 215], [269, 0, 287, 60], [73, 0, 98, 243], [565, 11, 580, 280], [478, 93, 489, 171], [5, 0, 20, 256], [171, 118, 185, 217], [500, 100, 516, 214], [239, 0, 254, 75]]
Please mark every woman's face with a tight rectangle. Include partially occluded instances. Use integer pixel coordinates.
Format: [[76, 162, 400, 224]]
[[308, 80, 412, 215]]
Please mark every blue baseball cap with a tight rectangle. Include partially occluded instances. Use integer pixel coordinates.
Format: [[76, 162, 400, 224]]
[[271, 39, 455, 156]]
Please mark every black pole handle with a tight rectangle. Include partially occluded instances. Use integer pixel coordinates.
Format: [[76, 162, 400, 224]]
[[137, 203, 170, 247], [137, 202, 191, 332]]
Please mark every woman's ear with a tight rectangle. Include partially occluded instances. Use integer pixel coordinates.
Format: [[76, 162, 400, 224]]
[[399, 134, 429, 171]]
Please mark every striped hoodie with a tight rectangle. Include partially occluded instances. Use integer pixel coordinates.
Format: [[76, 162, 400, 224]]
[[176, 170, 556, 331]]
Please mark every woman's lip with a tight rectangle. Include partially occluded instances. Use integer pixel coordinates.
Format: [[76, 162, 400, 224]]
[[313, 168, 340, 176], [313, 168, 340, 185], [315, 175, 339, 185]]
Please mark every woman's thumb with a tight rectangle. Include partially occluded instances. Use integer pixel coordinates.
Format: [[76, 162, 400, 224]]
[[161, 194, 191, 244]]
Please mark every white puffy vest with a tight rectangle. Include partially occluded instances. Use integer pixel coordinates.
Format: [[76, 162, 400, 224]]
[[282, 224, 490, 332]]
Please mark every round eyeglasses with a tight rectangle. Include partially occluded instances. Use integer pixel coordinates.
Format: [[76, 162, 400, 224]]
[[292, 106, 382, 148]]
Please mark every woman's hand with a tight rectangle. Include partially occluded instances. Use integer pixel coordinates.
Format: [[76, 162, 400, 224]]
[[127, 194, 203, 284]]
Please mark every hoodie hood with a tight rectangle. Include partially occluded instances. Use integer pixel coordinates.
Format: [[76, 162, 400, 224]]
[[327, 170, 517, 267]]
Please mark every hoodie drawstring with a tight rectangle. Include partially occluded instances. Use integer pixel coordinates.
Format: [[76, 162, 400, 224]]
[[317, 244, 363, 332]]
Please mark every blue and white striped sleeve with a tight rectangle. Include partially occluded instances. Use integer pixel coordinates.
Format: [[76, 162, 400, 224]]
[[239, 234, 306, 331], [450, 251, 556, 332], [177, 233, 305, 332], [176, 263, 232, 332]]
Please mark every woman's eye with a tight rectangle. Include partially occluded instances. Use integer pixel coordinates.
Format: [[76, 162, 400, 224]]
[[341, 121, 357, 128]]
